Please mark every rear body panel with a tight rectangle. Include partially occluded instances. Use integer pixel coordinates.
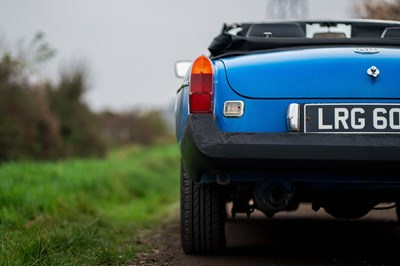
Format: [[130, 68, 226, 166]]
[[211, 48, 400, 133], [179, 46, 400, 179], [220, 47, 400, 99]]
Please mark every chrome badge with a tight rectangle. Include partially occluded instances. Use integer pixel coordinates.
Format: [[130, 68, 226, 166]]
[[354, 48, 380, 54], [367, 66, 380, 78]]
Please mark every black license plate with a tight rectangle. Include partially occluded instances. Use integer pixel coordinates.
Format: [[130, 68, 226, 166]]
[[304, 104, 400, 133]]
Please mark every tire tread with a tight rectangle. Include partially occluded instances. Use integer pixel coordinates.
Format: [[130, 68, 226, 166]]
[[180, 165, 226, 254]]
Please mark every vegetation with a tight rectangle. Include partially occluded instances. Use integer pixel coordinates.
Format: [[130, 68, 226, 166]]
[[354, 0, 400, 20], [0, 31, 177, 265], [0, 144, 180, 265], [0, 33, 106, 161], [0, 33, 171, 162], [98, 109, 171, 147], [47, 65, 105, 157]]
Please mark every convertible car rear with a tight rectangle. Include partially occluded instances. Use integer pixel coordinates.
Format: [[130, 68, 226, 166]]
[[175, 19, 400, 254]]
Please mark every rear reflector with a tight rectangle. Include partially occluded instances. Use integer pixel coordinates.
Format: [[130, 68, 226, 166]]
[[189, 55, 214, 113]]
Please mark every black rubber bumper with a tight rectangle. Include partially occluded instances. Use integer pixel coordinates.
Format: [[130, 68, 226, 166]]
[[181, 114, 400, 180]]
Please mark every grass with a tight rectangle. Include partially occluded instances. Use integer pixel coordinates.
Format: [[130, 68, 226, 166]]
[[0, 144, 180, 265]]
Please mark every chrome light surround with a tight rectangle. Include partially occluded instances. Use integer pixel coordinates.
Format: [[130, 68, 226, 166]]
[[223, 101, 244, 117], [287, 103, 300, 132]]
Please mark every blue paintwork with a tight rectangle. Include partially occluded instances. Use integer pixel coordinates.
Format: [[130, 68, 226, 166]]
[[175, 76, 190, 141], [221, 47, 400, 99], [175, 46, 400, 138]]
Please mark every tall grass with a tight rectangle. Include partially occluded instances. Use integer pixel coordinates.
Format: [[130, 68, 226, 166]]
[[0, 144, 180, 265]]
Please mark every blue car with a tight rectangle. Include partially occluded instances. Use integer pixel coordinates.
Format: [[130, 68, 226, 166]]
[[175, 19, 400, 254]]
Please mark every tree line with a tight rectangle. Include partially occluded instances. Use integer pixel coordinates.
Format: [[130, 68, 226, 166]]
[[354, 0, 400, 20], [0, 33, 169, 162]]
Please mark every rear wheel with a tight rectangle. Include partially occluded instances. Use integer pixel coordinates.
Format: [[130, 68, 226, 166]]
[[180, 164, 226, 254]]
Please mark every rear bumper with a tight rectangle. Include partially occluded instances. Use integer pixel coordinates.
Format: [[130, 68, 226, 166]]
[[181, 114, 400, 181]]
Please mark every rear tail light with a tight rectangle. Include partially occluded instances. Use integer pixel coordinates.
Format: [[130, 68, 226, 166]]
[[189, 55, 214, 113]]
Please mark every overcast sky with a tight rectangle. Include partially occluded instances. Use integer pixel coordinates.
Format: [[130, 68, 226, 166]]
[[0, 0, 358, 111]]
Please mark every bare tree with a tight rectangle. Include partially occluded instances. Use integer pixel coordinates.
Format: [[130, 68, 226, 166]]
[[355, 0, 400, 20]]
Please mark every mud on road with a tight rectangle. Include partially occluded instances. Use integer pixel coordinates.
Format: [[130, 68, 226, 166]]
[[133, 204, 400, 266]]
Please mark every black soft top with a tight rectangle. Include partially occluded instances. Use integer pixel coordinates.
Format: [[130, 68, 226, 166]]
[[208, 19, 400, 58]]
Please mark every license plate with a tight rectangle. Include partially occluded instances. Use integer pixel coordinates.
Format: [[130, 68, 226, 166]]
[[304, 104, 400, 133]]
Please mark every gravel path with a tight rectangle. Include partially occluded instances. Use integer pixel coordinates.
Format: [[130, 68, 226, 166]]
[[133, 203, 400, 266]]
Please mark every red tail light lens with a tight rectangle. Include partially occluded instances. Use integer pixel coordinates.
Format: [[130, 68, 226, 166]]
[[189, 55, 214, 113]]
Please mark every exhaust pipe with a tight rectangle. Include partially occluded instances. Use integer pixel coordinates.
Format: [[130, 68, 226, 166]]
[[254, 181, 294, 217]]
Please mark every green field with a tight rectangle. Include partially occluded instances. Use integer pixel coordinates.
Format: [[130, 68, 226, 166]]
[[0, 144, 180, 265]]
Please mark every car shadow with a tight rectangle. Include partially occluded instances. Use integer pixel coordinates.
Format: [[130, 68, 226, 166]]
[[223, 213, 400, 266]]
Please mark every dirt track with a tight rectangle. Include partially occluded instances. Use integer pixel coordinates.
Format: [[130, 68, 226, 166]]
[[134, 203, 400, 266]]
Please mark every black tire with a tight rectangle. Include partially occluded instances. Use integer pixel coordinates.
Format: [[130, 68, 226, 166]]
[[396, 202, 400, 223], [180, 164, 226, 254]]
